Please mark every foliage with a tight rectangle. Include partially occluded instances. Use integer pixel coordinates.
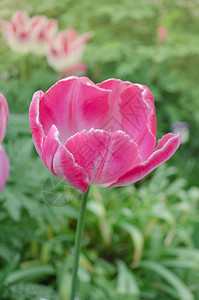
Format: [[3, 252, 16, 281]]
[[0, 0, 199, 299]]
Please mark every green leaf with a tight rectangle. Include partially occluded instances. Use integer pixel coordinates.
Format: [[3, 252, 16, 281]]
[[0, 254, 20, 292], [139, 260, 194, 300], [161, 259, 199, 270], [116, 260, 140, 300], [9, 282, 60, 300], [0, 243, 15, 262], [5, 265, 55, 285], [164, 248, 199, 262], [120, 222, 144, 266]]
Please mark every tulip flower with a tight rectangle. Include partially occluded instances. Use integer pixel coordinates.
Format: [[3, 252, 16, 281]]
[[0, 94, 9, 192], [46, 28, 90, 73], [30, 76, 181, 193], [28, 15, 57, 56], [0, 10, 57, 56], [29, 76, 181, 299]]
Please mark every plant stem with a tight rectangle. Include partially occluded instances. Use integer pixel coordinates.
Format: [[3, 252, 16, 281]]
[[69, 186, 90, 300]]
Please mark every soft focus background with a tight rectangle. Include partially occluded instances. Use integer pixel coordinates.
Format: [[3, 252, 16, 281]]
[[0, 0, 199, 299]]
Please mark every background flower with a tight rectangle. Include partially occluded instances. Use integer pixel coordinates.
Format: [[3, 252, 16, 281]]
[[0, 10, 57, 56], [46, 28, 90, 73], [157, 26, 168, 44], [171, 121, 189, 144], [28, 15, 57, 56]]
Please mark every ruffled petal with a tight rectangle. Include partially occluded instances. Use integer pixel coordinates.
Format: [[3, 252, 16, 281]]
[[53, 144, 89, 193], [97, 79, 156, 161], [109, 133, 181, 187], [0, 93, 9, 144], [29, 90, 45, 156], [119, 84, 157, 160], [96, 78, 131, 132], [155, 133, 176, 150], [39, 76, 111, 144], [41, 125, 60, 173], [0, 145, 9, 192], [65, 128, 141, 185], [41, 125, 89, 193]]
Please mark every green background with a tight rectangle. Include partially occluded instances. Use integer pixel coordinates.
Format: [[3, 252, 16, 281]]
[[0, 0, 199, 299]]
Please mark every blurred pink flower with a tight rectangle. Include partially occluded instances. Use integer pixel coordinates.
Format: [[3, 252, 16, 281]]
[[46, 28, 90, 72], [157, 26, 168, 44], [28, 15, 57, 56], [59, 63, 87, 78], [171, 122, 189, 144], [29, 76, 181, 193], [0, 94, 9, 192], [0, 10, 57, 56]]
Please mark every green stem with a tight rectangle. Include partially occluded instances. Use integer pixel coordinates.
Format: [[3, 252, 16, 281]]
[[69, 186, 90, 300]]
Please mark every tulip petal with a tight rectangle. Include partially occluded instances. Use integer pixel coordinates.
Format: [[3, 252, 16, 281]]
[[53, 144, 89, 193], [65, 128, 141, 185], [12, 11, 29, 30], [0, 145, 9, 192], [30, 16, 58, 56], [41, 124, 89, 193], [97, 79, 156, 161], [155, 133, 176, 150], [46, 29, 90, 72], [0, 93, 9, 144], [119, 84, 156, 160], [29, 90, 45, 156], [96, 78, 132, 131], [39, 76, 111, 144], [109, 133, 181, 187], [41, 125, 60, 173]]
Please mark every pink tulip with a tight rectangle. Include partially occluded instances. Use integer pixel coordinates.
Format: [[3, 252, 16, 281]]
[[29, 15, 57, 56], [157, 26, 168, 44], [0, 94, 9, 192], [0, 10, 57, 56], [59, 63, 87, 78], [29, 76, 181, 193], [46, 28, 90, 72]]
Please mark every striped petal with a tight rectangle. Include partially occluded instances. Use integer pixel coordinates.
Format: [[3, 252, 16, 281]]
[[0, 145, 9, 192], [109, 133, 181, 187], [29, 90, 45, 156], [41, 124, 89, 193], [65, 128, 141, 185], [0, 93, 9, 144]]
